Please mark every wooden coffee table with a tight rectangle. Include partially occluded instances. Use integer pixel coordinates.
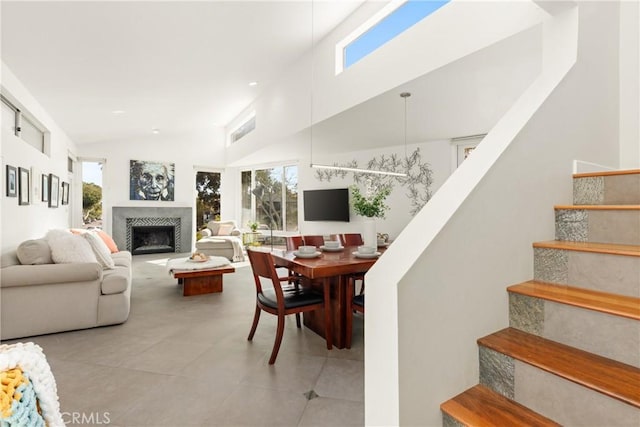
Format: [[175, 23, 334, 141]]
[[173, 265, 235, 296]]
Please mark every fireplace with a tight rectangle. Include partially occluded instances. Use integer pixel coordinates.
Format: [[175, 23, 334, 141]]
[[131, 226, 176, 255]]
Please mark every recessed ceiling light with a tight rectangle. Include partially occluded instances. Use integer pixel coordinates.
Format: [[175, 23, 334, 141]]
[[248, 81, 258, 87], [152, 128, 160, 134], [111, 110, 125, 114]]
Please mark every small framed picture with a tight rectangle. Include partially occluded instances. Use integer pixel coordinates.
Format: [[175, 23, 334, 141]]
[[61, 182, 70, 205], [49, 174, 59, 208], [18, 167, 30, 205], [6, 165, 17, 197], [41, 174, 49, 202]]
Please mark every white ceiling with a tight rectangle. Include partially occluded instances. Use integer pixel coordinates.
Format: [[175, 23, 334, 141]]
[[1, 0, 364, 145]]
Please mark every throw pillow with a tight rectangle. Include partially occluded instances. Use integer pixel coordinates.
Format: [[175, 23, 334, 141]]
[[83, 232, 115, 269], [96, 230, 119, 253], [46, 230, 97, 264], [217, 224, 234, 236], [16, 239, 53, 265]]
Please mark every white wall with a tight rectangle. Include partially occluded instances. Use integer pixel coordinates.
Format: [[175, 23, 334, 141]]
[[77, 127, 226, 243], [363, 2, 621, 425], [1, 63, 78, 253], [619, 0, 639, 169]]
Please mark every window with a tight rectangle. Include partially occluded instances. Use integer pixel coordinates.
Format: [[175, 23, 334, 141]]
[[229, 112, 256, 144], [336, 0, 450, 73], [241, 165, 298, 233], [1, 93, 46, 153], [196, 171, 221, 228]]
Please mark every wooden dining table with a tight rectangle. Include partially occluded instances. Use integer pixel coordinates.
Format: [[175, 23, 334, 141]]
[[271, 246, 384, 349]]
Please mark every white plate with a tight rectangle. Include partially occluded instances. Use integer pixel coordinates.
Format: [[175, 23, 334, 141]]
[[293, 251, 322, 259], [352, 251, 381, 259], [320, 245, 344, 252]]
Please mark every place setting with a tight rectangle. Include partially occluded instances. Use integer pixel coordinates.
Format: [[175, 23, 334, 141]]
[[353, 245, 381, 259], [293, 245, 322, 258], [320, 240, 344, 252]]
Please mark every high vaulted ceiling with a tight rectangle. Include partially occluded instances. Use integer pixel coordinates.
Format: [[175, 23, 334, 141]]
[[1, 1, 364, 145]]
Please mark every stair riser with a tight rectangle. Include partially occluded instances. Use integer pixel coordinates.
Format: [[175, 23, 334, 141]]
[[478, 347, 640, 426], [574, 174, 640, 205], [509, 293, 640, 368], [442, 412, 463, 427], [555, 209, 640, 245], [534, 248, 640, 297]]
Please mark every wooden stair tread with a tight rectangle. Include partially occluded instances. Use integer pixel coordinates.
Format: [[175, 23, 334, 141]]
[[478, 328, 640, 408], [533, 240, 640, 257], [441, 384, 560, 427], [508, 281, 640, 320], [554, 204, 640, 211], [573, 169, 640, 178]]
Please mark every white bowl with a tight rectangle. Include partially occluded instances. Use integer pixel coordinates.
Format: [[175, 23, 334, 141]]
[[324, 241, 340, 248], [298, 245, 317, 254], [357, 245, 376, 255]]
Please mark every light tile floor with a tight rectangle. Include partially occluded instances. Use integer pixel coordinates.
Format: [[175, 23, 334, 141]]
[[4, 253, 364, 427]]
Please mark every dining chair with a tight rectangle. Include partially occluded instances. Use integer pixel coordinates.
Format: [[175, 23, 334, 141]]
[[302, 235, 325, 247], [341, 233, 366, 295], [246, 249, 333, 364], [285, 236, 304, 251], [340, 233, 364, 246], [345, 275, 365, 349]]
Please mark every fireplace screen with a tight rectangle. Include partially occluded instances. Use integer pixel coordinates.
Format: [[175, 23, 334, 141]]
[[131, 226, 176, 255]]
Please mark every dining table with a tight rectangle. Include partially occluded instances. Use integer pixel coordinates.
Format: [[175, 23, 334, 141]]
[[270, 245, 385, 349]]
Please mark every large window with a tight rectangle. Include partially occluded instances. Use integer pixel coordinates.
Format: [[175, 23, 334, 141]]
[[336, 0, 450, 73], [241, 165, 298, 233], [196, 171, 221, 229]]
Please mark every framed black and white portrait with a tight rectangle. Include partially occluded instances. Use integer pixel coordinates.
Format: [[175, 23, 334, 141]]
[[18, 167, 30, 205], [49, 174, 59, 208], [6, 165, 17, 197], [61, 182, 70, 205], [129, 160, 175, 201]]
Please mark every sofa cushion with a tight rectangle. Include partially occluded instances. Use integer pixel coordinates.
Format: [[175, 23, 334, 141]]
[[46, 230, 98, 264], [96, 230, 119, 253], [200, 228, 212, 238], [217, 223, 234, 236], [16, 239, 53, 265], [83, 232, 115, 269]]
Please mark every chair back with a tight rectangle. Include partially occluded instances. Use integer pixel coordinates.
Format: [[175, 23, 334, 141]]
[[285, 236, 304, 251], [340, 233, 364, 246], [247, 249, 285, 302], [303, 235, 325, 247]]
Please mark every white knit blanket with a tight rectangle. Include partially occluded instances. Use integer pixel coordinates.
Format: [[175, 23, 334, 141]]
[[166, 256, 231, 274]]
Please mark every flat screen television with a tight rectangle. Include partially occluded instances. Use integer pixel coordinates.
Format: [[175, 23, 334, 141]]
[[303, 188, 350, 222]]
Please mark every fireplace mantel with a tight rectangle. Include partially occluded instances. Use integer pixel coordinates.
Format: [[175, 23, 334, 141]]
[[112, 207, 192, 254]]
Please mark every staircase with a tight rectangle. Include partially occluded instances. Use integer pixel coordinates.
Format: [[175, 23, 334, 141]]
[[441, 169, 640, 426]]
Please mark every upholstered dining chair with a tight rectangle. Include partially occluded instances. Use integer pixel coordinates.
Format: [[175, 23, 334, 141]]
[[345, 275, 365, 349], [302, 235, 325, 247], [285, 236, 304, 251], [247, 249, 333, 364]]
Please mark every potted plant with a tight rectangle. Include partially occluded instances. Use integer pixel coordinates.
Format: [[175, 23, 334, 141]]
[[247, 221, 259, 232], [350, 184, 391, 247]]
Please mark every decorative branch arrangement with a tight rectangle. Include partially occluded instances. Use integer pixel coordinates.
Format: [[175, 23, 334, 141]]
[[314, 147, 433, 216]]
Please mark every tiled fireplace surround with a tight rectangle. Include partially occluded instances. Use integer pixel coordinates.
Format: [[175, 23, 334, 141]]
[[112, 207, 192, 254]]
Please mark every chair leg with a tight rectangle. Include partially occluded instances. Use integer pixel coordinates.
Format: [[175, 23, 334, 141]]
[[269, 313, 286, 364], [346, 277, 354, 349], [323, 278, 333, 350], [247, 305, 261, 341], [295, 313, 301, 328]]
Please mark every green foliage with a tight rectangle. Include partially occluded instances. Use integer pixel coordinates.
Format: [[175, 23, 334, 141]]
[[82, 182, 102, 222], [247, 221, 259, 232], [350, 184, 391, 218], [196, 172, 221, 228]]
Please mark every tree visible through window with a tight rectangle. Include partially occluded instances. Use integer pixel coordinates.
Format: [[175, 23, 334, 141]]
[[196, 171, 221, 228]]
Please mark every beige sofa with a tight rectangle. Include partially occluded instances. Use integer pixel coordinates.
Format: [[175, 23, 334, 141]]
[[195, 220, 245, 262], [0, 240, 132, 340]]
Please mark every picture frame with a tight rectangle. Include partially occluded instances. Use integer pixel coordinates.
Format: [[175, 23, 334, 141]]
[[49, 174, 59, 208], [61, 182, 70, 205], [18, 167, 30, 205], [41, 174, 49, 202], [6, 165, 17, 197], [31, 167, 41, 203]]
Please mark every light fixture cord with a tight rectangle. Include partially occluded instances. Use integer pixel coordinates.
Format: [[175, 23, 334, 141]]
[[309, 0, 314, 167]]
